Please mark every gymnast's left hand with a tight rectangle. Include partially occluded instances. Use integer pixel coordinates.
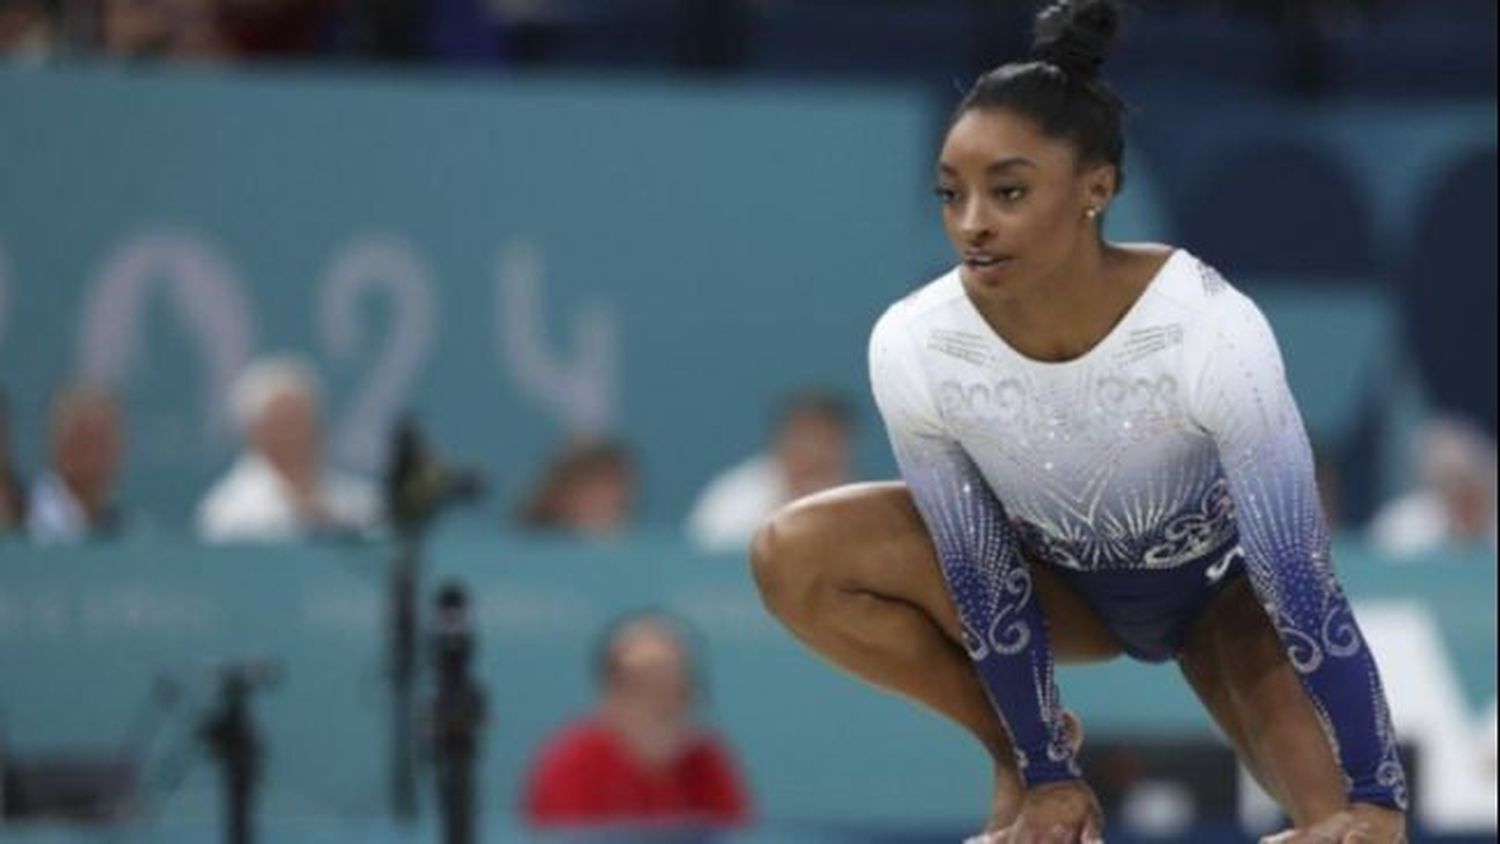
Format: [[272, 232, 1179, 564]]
[[1346, 804, 1407, 844], [1258, 805, 1407, 844]]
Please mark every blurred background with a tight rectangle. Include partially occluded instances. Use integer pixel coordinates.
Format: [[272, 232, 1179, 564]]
[[0, 1, 1494, 842]]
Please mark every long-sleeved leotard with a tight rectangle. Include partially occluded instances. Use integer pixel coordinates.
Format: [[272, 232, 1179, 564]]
[[868, 249, 1406, 807]]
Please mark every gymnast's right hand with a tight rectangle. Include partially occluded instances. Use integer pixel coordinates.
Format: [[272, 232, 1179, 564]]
[[975, 781, 1105, 844]]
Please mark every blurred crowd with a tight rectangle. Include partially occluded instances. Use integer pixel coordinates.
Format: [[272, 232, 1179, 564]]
[[0, 0, 1479, 75], [1, 357, 1494, 562], [0, 1, 1492, 837], [0, 360, 862, 551], [2, 360, 816, 829], [2, 361, 1492, 831]]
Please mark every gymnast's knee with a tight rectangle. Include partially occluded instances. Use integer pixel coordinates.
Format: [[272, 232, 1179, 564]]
[[751, 501, 833, 624]]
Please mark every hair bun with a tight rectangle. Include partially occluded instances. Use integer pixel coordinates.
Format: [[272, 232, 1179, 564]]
[[1031, 0, 1121, 81]]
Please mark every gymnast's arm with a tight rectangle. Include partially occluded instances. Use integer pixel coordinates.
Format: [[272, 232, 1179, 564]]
[[1192, 294, 1408, 811], [869, 313, 1079, 788]]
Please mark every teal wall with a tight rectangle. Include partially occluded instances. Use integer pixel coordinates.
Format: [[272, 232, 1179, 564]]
[[0, 67, 942, 527], [1, 69, 1495, 830], [5, 68, 1491, 531], [0, 536, 1493, 827]]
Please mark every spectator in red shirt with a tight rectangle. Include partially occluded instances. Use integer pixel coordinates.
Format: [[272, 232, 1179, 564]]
[[523, 612, 752, 829]]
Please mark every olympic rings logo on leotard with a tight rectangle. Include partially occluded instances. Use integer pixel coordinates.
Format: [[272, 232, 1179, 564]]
[[1094, 373, 1179, 425]]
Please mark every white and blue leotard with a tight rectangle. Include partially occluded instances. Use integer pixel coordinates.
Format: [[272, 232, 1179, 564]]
[[869, 249, 1406, 809]]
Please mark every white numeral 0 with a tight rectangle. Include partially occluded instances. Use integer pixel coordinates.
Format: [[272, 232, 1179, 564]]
[[77, 230, 255, 444], [318, 235, 435, 472]]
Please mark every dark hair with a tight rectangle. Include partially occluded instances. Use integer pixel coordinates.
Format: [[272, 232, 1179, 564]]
[[955, 0, 1128, 193], [517, 437, 635, 529], [775, 388, 854, 434]]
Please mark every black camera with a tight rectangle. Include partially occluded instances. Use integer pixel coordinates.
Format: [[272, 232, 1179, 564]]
[[385, 417, 485, 535], [428, 582, 486, 844], [431, 585, 476, 695], [198, 657, 280, 844]]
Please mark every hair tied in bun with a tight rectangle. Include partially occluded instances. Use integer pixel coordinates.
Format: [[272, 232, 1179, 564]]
[[1031, 0, 1122, 82]]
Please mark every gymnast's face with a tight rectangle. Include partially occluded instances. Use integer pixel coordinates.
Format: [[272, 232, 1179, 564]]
[[936, 108, 1112, 306]]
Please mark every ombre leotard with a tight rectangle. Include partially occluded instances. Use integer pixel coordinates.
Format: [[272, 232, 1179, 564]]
[[869, 249, 1406, 808]]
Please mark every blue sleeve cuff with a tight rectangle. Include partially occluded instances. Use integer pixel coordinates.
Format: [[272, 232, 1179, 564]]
[[1017, 755, 1081, 790], [1350, 782, 1408, 812]]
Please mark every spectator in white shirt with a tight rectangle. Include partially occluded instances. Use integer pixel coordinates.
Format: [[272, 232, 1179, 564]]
[[197, 355, 379, 542], [1368, 414, 1497, 558], [27, 383, 125, 544], [686, 390, 854, 552]]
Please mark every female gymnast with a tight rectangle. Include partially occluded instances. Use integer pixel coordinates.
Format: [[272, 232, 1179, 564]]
[[751, 2, 1407, 842]]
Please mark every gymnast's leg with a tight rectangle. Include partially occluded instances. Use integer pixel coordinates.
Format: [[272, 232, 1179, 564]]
[[751, 481, 1120, 829], [1177, 575, 1350, 826]]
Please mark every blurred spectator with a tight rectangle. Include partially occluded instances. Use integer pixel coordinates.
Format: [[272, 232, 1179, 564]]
[[100, 0, 231, 61], [0, 391, 27, 533], [218, 0, 337, 59], [424, 0, 506, 65], [339, 0, 422, 60], [1368, 414, 1497, 558], [517, 438, 635, 538], [0, 0, 57, 64], [1312, 443, 1343, 531], [686, 389, 854, 552], [1483, 699, 1498, 781], [197, 356, 378, 542], [1481, 699, 1498, 782], [27, 382, 124, 544], [522, 612, 751, 829], [671, 0, 748, 73]]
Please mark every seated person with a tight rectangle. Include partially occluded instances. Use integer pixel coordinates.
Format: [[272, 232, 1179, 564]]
[[1, 391, 26, 534], [27, 383, 124, 544], [516, 438, 635, 539], [1368, 414, 1496, 558], [523, 612, 752, 829], [197, 356, 378, 542], [686, 389, 854, 551]]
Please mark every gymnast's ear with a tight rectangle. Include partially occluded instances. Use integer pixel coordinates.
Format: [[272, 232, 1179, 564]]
[[1080, 160, 1118, 216]]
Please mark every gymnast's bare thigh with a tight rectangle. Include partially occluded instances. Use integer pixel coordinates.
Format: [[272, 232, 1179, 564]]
[[764, 481, 1122, 664]]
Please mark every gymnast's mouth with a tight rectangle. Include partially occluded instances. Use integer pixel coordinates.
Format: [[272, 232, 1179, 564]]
[[963, 252, 1013, 268]]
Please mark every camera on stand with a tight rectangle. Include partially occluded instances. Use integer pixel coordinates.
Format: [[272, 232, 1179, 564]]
[[198, 658, 280, 844], [382, 416, 485, 823], [428, 582, 486, 844], [386, 416, 485, 538]]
